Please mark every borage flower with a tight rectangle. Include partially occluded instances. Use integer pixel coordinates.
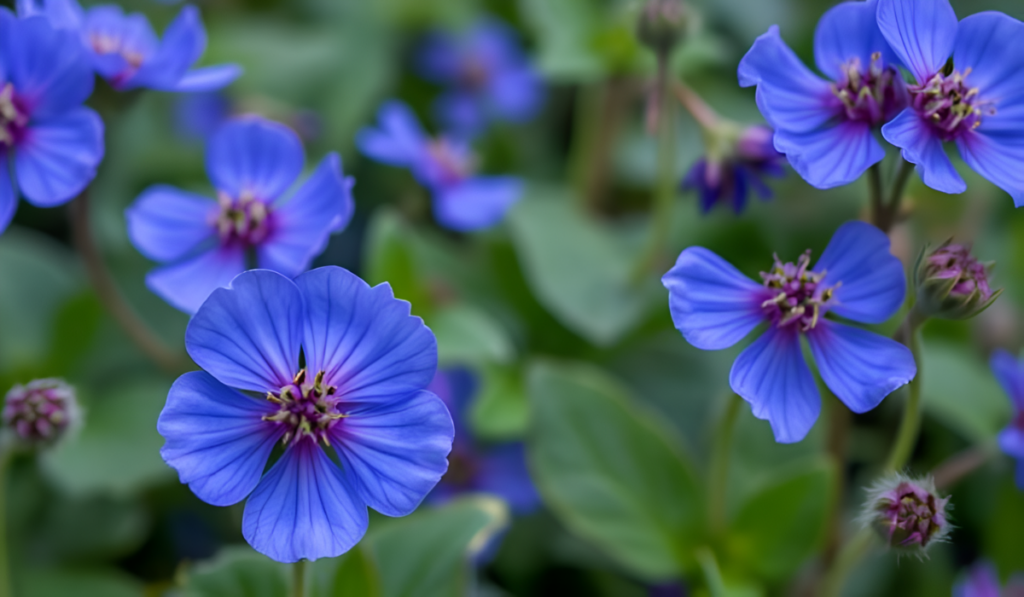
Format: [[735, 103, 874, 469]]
[[954, 560, 1024, 597], [0, 10, 104, 234], [158, 267, 454, 562], [683, 125, 786, 213], [126, 116, 354, 313], [990, 349, 1024, 489], [357, 101, 522, 232], [416, 18, 543, 137], [662, 221, 915, 442], [876, 0, 1024, 204], [738, 0, 907, 188]]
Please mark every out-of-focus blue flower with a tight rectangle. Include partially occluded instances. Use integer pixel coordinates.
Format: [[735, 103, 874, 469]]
[[357, 101, 522, 232], [17, 0, 240, 92], [173, 91, 231, 142], [662, 221, 915, 443], [683, 125, 786, 213], [157, 267, 454, 563], [953, 560, 1024, 597], [990, 350, 1024, 489], [416, 18, 543, 137], [876, 0, 1024, 205], [426, 369, 540, 515], [125, 116, 354, 314], [0, 9, 104, 235], [738, 0, 907, 189]]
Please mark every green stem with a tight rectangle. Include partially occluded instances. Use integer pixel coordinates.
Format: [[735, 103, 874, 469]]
[[292, 560, 306, 597], [867, 163, 884, 229], [884, 313, 925, 472], [877, 159, 915, 232], [709, 393, 741, 536], [822, 391, 851, 568], [820, 529, 874, 597], [632, 78, 677, 281], [0, 449, 12, 597], [696, 547, 727, 597]]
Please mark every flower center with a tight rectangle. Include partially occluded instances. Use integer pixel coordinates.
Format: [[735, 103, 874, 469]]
[[263, 369, 344, 446], [910, 68, 995, 141], [459, 57, 491, 90], [0, 83, 28, 148], [878, 482, 946, 547], [760, 250, 837, 331], [426, 139, 475, 187], [925, 243, 992, 300], [214, 191, 272, 247], [3, 380, 74, 443], [830, 53, 906, 126], [89, 33, 148, 86]]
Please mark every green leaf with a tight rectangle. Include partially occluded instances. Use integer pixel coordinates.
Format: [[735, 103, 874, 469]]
[[364, 209, 433, 314], [34, 493, 149, 563], [527, 360, 704, 579], [921, 340, 1011, 442], [470, 364, 529, 441], [181, 546, 287, 597], [310, 546, 383, 597], [984, 476, 1024, 575], [21, 567, 142, 597], [507, 188, 661, 346], [430, 304, 515, 367], [368, 496, 509, 597], [725, 459, 835, 581]]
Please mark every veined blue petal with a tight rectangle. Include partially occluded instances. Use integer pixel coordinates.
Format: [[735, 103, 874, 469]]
[[242, 440, 368, 563], [477, 443, 541, 514], [814, 0, 899, 80], [730, 326, 820, 444], [882, 109, 966, 194], [0, 154, 16, 235], [15, 107, 104, 207], [158, 371, 283, 507], [956, 131, 1024, 208], [294, 267, 437, 405], [662, 247, 766, 350], [433, 176, 521, 231], [330, 389, 453, 517], [83, 7, 158, 85], [171, 64, 243, 93], [186, 269, 304, 392], [16, 0, 82, 29], [991, 349, 1024, 411], [773, 121, 884, 189], [815, 221, 906, 324], [876, 0, 958, 83], [356, 101, 428, 168], [206, 117, 304, 201], [128, 5, 204, 90], [146, 245, 245, 315], [126, 185, 216, 263], [4, 15, 93, 119], [953, 12, 1024, 116]]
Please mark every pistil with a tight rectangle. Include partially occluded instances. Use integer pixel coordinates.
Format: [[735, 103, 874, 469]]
[[760, 250, 837, 332], [263, 369, 345, 446]]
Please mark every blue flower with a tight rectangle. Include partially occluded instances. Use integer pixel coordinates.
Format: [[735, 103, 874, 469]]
[[126, 116, 354, 314], [953, 560, 1024, 597], [683, 125, 786, 213], [416, 18, 543, 137], [357, 101, 522, 232], [990, 349, 1024, 489], [426, 368, 540, 515], [662, 221, 915, 443], [157, 267, 454, 563], [738, 0, 907, 189], [17, 0, 240, 92], [876, 0, 1024, 205], [0, 9, 104, 235]]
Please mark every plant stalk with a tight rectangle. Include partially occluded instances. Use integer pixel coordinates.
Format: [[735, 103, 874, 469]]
[[292, 559, 306, 597], [632, 77, 678, 281], [884, 313, 926, 472], [876, 159, 915, 232], [0, 449, 11, 597], [709, 393, 741, 536]]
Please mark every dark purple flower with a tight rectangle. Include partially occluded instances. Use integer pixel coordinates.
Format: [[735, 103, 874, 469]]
[[683, 125, 786, 213], [915, 241, 1000, 320], [416, 18, 543, 137], [0, 9, 104, 235], [357, 101, 522, 232], [663, 221, 915, 443], [738, 0, 907, 189], [126, 116, 354, 313], [158, 267, 454, 562], [3, 378, 81, 447], [990, 350, 1024, 490], [864, 474, 950, 551], [954, 561, 1024, 597]]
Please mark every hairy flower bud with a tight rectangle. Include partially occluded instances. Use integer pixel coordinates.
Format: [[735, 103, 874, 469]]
[[862, 474, 951, 553], [914, 241, 1001, 321], [637, 0, 688, 56], [3, 379, 81, 448]]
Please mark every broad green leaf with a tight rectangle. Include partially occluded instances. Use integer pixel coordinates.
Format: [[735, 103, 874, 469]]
[[725, 459, 835, 581], [181, 545, 287, 597], [35, 493, 149, 562], [431, 304, 515, 366], [470, 363, 529, 441], [984, 477, 1024, 575], [527, 360, 704, 579], [921, 340, 1011, 442], [310, 546, 383, 597], [21, 567, 142, 597], [368, 496, 509, 597], [365, 209, 433, 314]]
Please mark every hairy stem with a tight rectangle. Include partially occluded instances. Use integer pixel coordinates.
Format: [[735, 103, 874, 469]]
[[884, 313, 926, 472], [292, 559, 306, 597], [632, 78, 678, 281], [709, 393, 741, 536]]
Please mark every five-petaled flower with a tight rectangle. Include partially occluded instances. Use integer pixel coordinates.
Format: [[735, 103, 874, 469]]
[[416, 18, 544, 137], [357, 101, 522, 232], [126, 116, 354, 314], [0, 9, 104, 235], [990, 349, 1024, 490], [157, 267, 454, 563], [738, 0, 907, 189], [683, 125, 786, 214], [662, 221, 916, 443], [876, 0, 1024, 205]]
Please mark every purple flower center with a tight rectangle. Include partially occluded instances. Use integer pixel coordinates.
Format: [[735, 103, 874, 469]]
[[214, 191, 273, 247], [910, 68, 995, 141], [459, 57, 491, 91], [926, 243, 993, 301], [0, 83, 29, 148], [830, 53, 906, 126], [89, 32, 147, 86], [425, 139, 474, 187], [263, 369, 344, 447], [760, 250, 837, 331], [3, 381, 74, 443], [876, 482, 948, 548]]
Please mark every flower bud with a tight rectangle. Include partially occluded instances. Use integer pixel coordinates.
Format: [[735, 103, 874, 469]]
[[683, 124, 785, 213], [637, 0, 688, 56], [862, 474, 951, 553], [914, 241, 1001, 321], [3, 379, 81, 448]]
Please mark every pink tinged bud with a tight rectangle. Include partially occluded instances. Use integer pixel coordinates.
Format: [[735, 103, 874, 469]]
[[636, 0, 688, 56], [914, 241, 1001, 321], [862, 474, 951, 553], [2, 379, 81, 448]]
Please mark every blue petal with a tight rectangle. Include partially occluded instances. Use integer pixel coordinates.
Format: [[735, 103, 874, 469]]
[[4, 16, 93, 119], [293, 267, 437, 405], [186, 269, 304, 392], [807, 320, 915, 413], [730, 326, 820, 444], [257, 153, 353, 278], [956, 131, 1024, 207], [662, 247, 766, 350], [814, 0, 899, 80], [125, 185, 216, 262], [738, 26, 834, 133], [433, 92, 486, 138], [83, 7, 158, 85], [815, 221, 906, 324], [330, 389, 453, 517], [953, 562, 1001, 597], [14, 107, 104, 207], [773, 121, 884, 189], [991, 349, 1024, 411], [356, 101, 428, 169], [953, 12, 1024, 110], [242, 440, 368, 563], [171, 64, 243, 93], [881, 109, 966, 194], [999, 427, 1024, 460], [488, 65, 544, 123], [158, 371, 283, 506], [0, 155, 16, 235], [206, 117, 304, 201], [477, 444, 541, 514], [16, 0, 82, 28], [876, 0, 958, 83], [128, 5, 204, 90], [146, 246, 245, 315], [433, 176, 521, 231], [1017, 460, 1024, 490], [414, 30, 461, 83]]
